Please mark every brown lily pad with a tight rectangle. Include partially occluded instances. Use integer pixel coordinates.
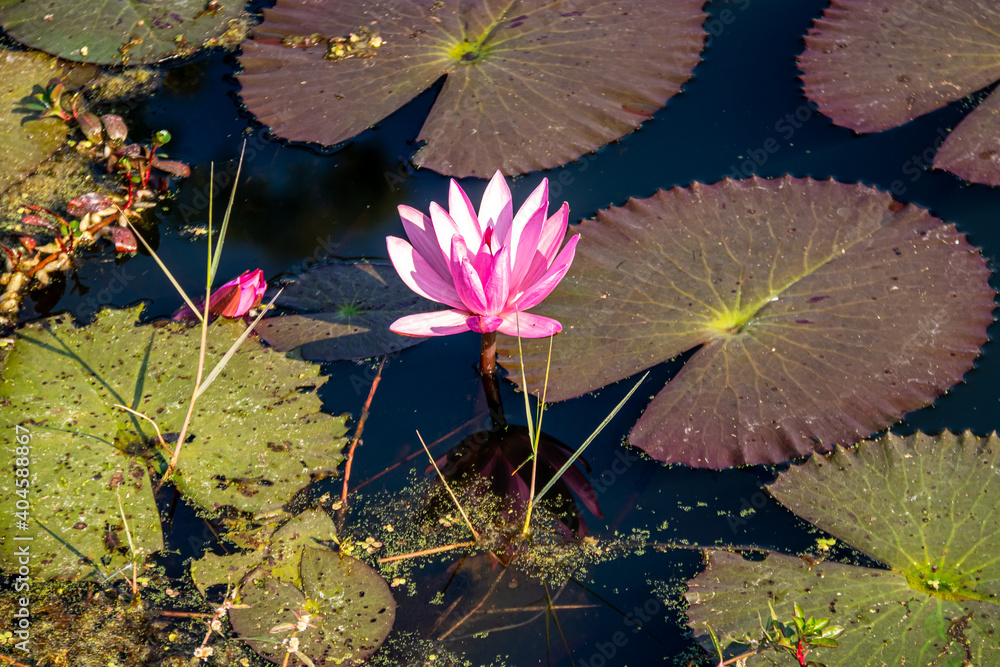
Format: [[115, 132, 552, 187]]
[[237, 0, 707, 177], [497, 176, 994, 468], [932, 85, 1000, 185], [798, 0, 1000, 185]]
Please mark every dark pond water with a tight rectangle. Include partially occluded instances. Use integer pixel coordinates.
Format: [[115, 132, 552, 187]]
[[15, 0, 1000, 665]]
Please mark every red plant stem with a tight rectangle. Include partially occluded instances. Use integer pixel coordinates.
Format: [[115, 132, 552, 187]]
[[480, 331, 496, 376], [124, 175, 136, 210], [143, 145, 159, 188], [340, 356, 386, 506]]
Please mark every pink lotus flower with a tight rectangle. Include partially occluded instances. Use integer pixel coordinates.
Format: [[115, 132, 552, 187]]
[[172, 269, 266, 320], [387, 171, 579, 338]]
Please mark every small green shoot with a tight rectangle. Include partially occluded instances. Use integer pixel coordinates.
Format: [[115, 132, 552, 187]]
[[705, 601, 844, 666]]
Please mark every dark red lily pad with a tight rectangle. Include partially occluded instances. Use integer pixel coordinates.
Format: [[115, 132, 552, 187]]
[[497, 176, 994, 468], [799, 0, 1000, 185], [0, 0, 246, 65], [237, 0, 707, 177], [257, 260, 436, 361]]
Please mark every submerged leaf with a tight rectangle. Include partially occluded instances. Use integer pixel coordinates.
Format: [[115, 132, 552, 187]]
[[257, 261, 435, 361], [237, 0, 706, 177], [798, 0, 1000, 185], [0, 306, 348, 518], [498, 177, 993, 468], [685, 431, 1000, 665], [0, 0, 246, 64]]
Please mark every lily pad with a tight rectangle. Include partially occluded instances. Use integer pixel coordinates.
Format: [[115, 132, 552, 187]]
[[0, 306, 348, 517], [685, 431, 1000, 665], [0, 50, 71, 195], [0, 429, 162, 581], [0, 0, 246, 65], [191, 508, 337, 594], [932, 85, 1000, 186], [230, 547, 396, 666], [237, 0, 707, 177], [257, 260, 435, 361], [497, 177, 993, 468], [798, 0, 1000, 185]]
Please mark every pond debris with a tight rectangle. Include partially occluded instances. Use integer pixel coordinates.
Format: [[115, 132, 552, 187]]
[[0, 580, 255, 666], [278, 25, 386, 61]]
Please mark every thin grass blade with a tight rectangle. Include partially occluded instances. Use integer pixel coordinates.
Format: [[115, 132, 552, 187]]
[[209, 141, 246, 285], [126, 219, 204, 324], [195, 288, 282, 400], [529, 372, 648, 509]]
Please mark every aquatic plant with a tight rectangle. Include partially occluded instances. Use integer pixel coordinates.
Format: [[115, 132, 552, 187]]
[[499, 176, 994, 468], [0, 51, 85, 196], [388, 170, 579, 375], [704, 602, 845, 667], [431, 424, 603, 538], [237, 0, 707, 176], [191, 509, 398, 666], [2, 74, 190, 328]]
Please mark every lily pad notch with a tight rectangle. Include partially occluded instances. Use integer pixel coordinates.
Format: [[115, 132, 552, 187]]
[[237, 0, 708, 177], [497, 176, 994, 468]]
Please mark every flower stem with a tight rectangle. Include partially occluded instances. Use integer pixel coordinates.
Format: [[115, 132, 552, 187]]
[[480, 366, 506, 430], [480, 331, 497, 376]]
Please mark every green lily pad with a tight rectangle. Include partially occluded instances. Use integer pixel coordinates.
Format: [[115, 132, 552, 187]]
[[257, 260, 435, 362], [191, 508, 337, 594], [230, 547, 396, 666], [0, 427, 162, 581], [685, 431, 1000, 665], [0, 50, 71, 195], [798, 0, 1000, 185], [237, 0, 707, 177], [0, 0, 246, 64], [497, 177, 994, 468], [0, 306, 348, 517]]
